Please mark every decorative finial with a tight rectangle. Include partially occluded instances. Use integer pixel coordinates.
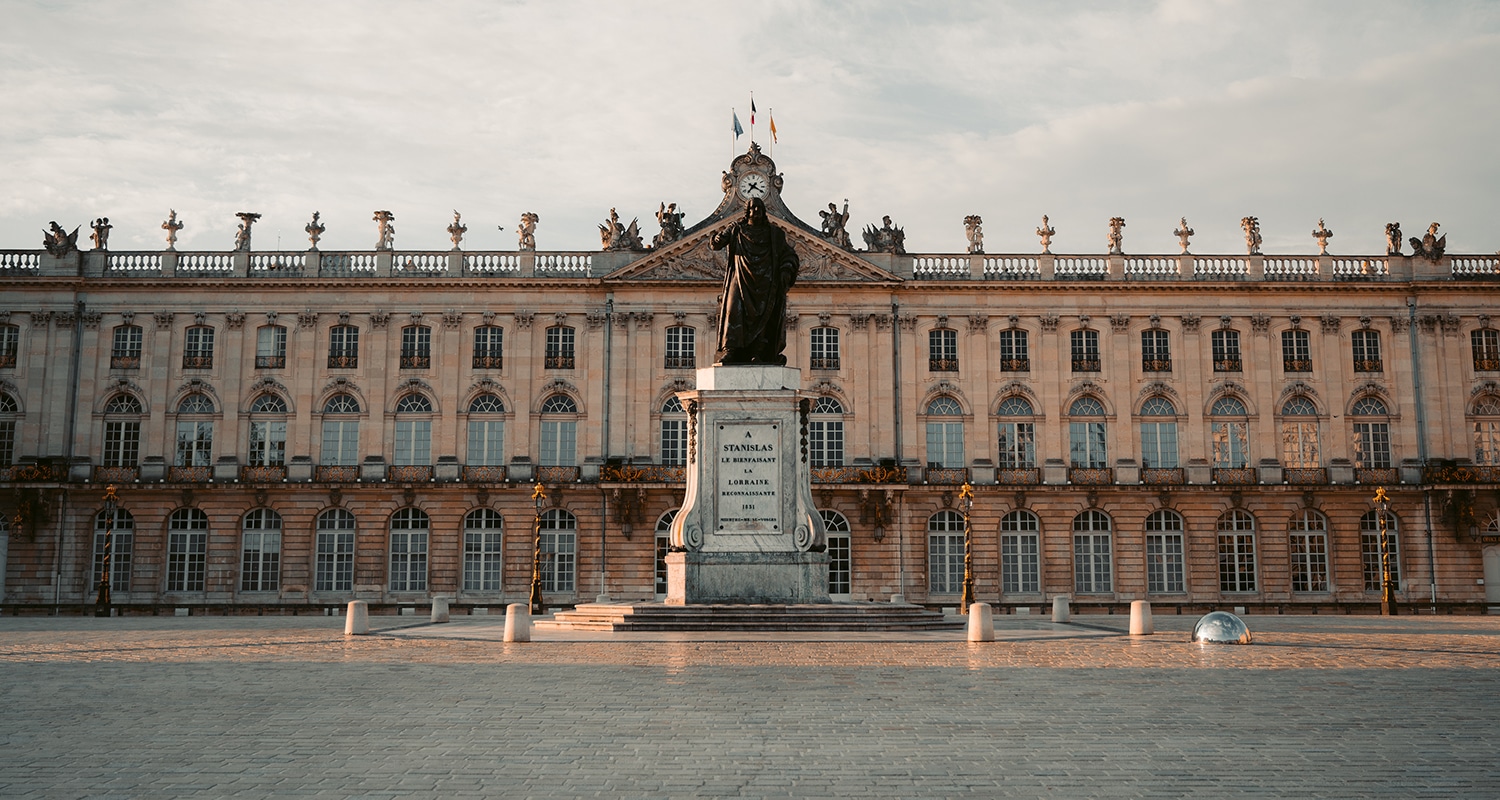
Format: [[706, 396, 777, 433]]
[[1173, 217, 1194, 255], [1107, 217, 1126, 255], [1036, 215, 1055, 254], [1312, 218, 1334, 255], [447, 210, 467, 250], [305, 211, 325, 249], [162, 210, 184, 251]]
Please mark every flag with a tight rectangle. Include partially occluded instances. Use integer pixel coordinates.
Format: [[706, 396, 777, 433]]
[[732, 110, 743, 139], [769, 111, 777, 143], [750, 97, 756, 126]]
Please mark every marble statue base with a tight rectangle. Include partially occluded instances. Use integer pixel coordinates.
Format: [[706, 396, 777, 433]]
[[664, 550, 830, 605]]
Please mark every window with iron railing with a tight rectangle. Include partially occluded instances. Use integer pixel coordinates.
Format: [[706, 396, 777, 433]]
[[1281, 329, 1311, 372], [400, 325, 431, 369], [1351, 329, 1382, 373], [182, 326, 214, 369], [0, 324, 18, 369], [1472, 328, 1500, 371], [1141, 329, 1171, 372], [1351, 397, 1391, 469], [255, 325, 286, 369], [545, 326, 575, 369], [1211, 329, 1242, 372], [665, 326, 695, 370], [999, 329, 1029, 372], [810, 326, 840, 370], [1071, 329, 1100, 372], [111, 325, 143, 369], [328, 325, 359, 369], [928, 328, 958, 372], [472, 325, 503, 369]]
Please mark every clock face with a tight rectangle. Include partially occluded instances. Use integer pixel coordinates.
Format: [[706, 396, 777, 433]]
[[737, 172, 769, 199]]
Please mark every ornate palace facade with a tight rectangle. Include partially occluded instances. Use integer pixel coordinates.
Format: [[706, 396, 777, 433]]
[[3, 145, 1499, 613]]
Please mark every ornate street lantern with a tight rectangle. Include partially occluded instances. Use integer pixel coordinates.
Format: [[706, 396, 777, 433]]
[[93, 485, 119, 617]]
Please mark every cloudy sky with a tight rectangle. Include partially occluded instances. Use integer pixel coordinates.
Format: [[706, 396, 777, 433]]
[[2, 0, 1496, 256]]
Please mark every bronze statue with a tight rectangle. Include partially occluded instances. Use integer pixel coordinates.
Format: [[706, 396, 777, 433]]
[[710, 198, 799, 365]]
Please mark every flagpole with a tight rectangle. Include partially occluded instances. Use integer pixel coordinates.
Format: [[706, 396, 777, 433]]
[[769, 107, 774, 158], [750, 91, 755, 144]]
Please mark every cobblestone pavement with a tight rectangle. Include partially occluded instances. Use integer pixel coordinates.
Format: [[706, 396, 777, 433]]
[[1, 614, 1498, 798]]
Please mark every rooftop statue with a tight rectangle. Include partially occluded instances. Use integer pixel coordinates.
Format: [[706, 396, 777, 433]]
[[654, 202, 685, 248], [517, 212, 538, 251], [1312, 219, 1334, 255], [305, 211, 325, 248], [1241, 216, 1262, 256], [1174, 217, 1194, 254], [1410, 222, 1446, 262], [162, 210, 184, 251], [1385, 222, 1403, 256], [862, 215, 906, 254], [1107, 217, 1126, 255], [819, 200, 852, 250], [89, 217, 112, 250], [448, 210, 467, 250], [600, 208, 645, 252], [1037, 215, 1055, 254], [373, 210, 396, 251], [963, 215, 984, 254], [711, 198, 799, 365], [234, 212, 261, 252], [42, 221, 79, 256]]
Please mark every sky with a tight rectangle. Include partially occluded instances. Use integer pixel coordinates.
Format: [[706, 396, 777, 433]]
[[1, 0, 1497, 256]]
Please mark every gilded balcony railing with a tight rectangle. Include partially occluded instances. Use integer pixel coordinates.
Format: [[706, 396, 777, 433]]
[[536, 465, 581, 483], [810, 464, 908, 484], [1284, 468, 1328, 484], [926, 467, 969, 485], [472, 354, 503, 369], [254, 355, 286, 369], [316, 465, 360, 482], [462, 465, 509, 482], [1212, 467, 1256, 485], [1355, 468, 1398, 484], [0, 463, 66, 481], [1069, 467, 1113, 485], [600, 464, 686, 483], [168, 466, 212, 483], [996, 468, 1041, 485], [388, 465, 434, 482], [1422, 464, 1500, 483], [92, 465, 140, 483], [241, 465, 287, 482], [1213, 358, 1242, 372], [1352, 359, 1383, 373], [999, 358, 1029, 372], [1141, 468, 1185, 485]]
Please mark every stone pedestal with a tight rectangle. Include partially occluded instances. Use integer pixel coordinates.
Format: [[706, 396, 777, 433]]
[[666, 365, 830, 605]]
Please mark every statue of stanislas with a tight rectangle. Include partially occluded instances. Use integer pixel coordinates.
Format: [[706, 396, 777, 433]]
[[711, 198, 800, 365]]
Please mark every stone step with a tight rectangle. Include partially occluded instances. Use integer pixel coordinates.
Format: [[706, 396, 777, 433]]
[[536, 602, 965, 632]]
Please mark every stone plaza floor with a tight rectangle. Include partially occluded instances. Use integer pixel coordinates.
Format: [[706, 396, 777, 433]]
[[1, 612, 1497, 798]]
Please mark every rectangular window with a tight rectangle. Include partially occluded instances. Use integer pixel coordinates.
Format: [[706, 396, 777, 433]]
[[827, 533, 851, 596], [1211, 421, 1249, 468], [999, 329, 1029, 372], [183, 327, 214, 369], [1141, 329, 1171, 372], [665, 326, 696, 370], [241, 527, 281, 593], [540, 420, 577, 466], [928, 533, 964, 594], [1217, 534, 1257, 592], [467, 420, 505, 466], [394, 420, 432, 465], [925, 421, 964, 468], [1001, 533, 1039, 594], [314, 531, 354, 592], [1282, 329, 1311, 372], [473, 326, 504, 369], [1068, 421, 1107, 468], [1477, 420, 1500, 466], [1281, 422, 1320, 468], [464, 528, 504, 591], [545, 326, 575, 369], [103, 421, 141, 467], [1073, 534, 1112, 593], [661, 418, 688, 466], [400, 326, 431, 369], [1289, 533, 1329, 592], [111, 325, 142, 369], [810, 327, 840, 370], [0, 325, 19, 368], [997, 422, 1035, 469], [928, 329, 958, 372], [248, 421, 286, 466], [0, 420, 13, 465], [1146, 534, 1185, 593], [1361, 529, 1401, 592], [320, 420, 359, 465], [540, 531, 575, 592], [1353, 422, 1391, 469], [174, 421, 213, 467], [1473, 329, 1500, 371], [165, 530, 207, 592], [1071, 330, 1100, 372], [1211, 329, 1242, 372], [1352, 329, 1382, 373], [328, 325, 359, 369], [389, 530, 428, 592], [809, 420, 844, 467], [255, 325, 287, 369], [1140, 422, 1179, 469]]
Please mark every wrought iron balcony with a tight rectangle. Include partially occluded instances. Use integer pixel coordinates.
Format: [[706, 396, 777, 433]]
[[928, 357, 959, 372], [1353, 359, 1383, 373], [1284, 467, 1328, 484], [315, 465, 360, 482], [168, 466, 212, 483], [664, 355, 696, 370], [926, 467, 969, 485], [536, 465, 581, 483], [996, 468, 1041, 485], [1475, 357, 1500, 372], [1355, 467, 1398, 485], [809, 356, 840, 371], [0, 353, 15, 369], [810, 464, 908, 484], [110, 355, 140, 369], [182, 354, 213, 369], [462, 465, 509, 482], [1212, 467, 1256, 485], [241, 465, 287, 482], [600, 464, 686, 483], [254, 355, 286, 369], [1283, 358, 1312, 372], [999, 358, 1030, 372], [544, 355, 575, 370], [92, 465, 140, 483], [1141, 467, 1185, 485], [388, 465, 433, 482], [1141, 358, 1172, 372], [0, 462, 66, 481], [1422, 463, 1500, 483], [1069, 467, 1113, 485], [327, 354, 358, 369], [399, 354, 431, 369], [1213, 357, 1243, 372], [472, 354, 503, 370], [1072, 358, 1100, 372]]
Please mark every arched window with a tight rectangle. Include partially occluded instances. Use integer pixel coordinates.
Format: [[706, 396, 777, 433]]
[[183, 325, 214, 369], [1472, 394, 1500, 465], [248, 394, 287, 468], [545, 325, 575, 369], [1072, 510, 1112, 593], [660, 397, 687, 466], [473, 325, 504, 369], [822, 510, 852, 599], [394, 394, 432, 466], [1000, 510, 1040, 594], [928, 328, 958, 372], [1138, 397, 1178, 469], [539, 509, 576, 592], [655, 509, 678, 598], [1145, 510, 1185, 594], [1288, 510, 1329, 593], [809, 397, 845, 467], [0, 392, 17, 466], [241, 509, 282, 592], [314, 508, 356, 592], [1359, 509, 1401, 592], [102, 394, 143, 468], [665, 326, 695, 370], [111, 324, 143, 369], [255, 324, 287, 369], [924, 397, 964, 469], [389, 508, 430, 592], [174, 394, 215, 468], [1351, 397, 1392, 470], [467, 394, 506, 467], [1280, 397, 1320, 469], [927, 510, 965, 594], [166, 508, 209, 592], [539, 394, 578, 466], [996, 397, 1036, 470], [1210, 396, 1250, 469], [400, 324, 431, 369], [92, 506, 135, 592], [320, 394, 361, 466], [1068, 397, 1107, 469], [462, 508, 505, 591], [1217, 510, 1257, 592]]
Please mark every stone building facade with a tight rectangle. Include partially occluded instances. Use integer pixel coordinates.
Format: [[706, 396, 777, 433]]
[[3, 145, 1499, 612]]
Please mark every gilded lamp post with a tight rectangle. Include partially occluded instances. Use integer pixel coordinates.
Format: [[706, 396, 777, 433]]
[[1373, 487, 1397, 616], [959, 482, 975, 614], [93, 484, 119, 617], [529, 482, 547, 615]]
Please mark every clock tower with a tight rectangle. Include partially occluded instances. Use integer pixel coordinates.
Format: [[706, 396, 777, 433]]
[[691, 142, 822, 238]]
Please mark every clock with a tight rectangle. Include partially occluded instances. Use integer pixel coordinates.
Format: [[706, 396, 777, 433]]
[[737, 172, 769, 200]]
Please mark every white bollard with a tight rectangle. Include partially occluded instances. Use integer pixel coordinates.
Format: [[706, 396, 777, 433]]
[[1129, 600, 1154, 635], [1052, 596, 1071, 623], [503, 603, 531, 642], [430, 597, 450, 624], [967, 603, 995, 642], [344, 600, 369, 635]]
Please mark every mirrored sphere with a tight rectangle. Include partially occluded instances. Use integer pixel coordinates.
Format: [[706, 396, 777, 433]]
[[1191, 611, 1252, 645]]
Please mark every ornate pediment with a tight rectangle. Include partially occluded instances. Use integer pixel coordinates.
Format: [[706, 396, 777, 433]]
[[605, 220, 900, 284]]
